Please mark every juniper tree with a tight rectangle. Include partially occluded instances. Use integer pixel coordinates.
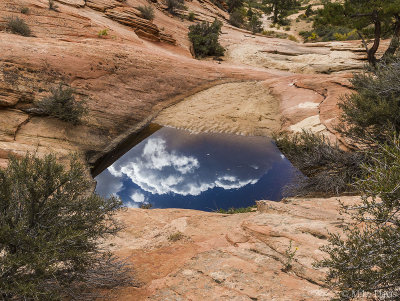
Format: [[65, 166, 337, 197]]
[[263, 0, 300, 25], [0, 154, 132, 300], [316, 136, 400, 300], [314, 0, 400, 65]]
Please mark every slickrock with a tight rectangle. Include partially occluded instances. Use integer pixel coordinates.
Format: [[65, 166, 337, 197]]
[[107, 196, 358, 300], [85, 0, 121, 12]]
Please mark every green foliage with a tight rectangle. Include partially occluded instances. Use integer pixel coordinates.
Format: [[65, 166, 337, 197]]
[[0, 154, 131, 300], [138, 5, 155, 21], [316, 136, 400, 300], [261, 30, 289, 39], [215, 205, 256, 214], [339, 58, 400, 146], [188, 19, 225, 58], [36, 84, 88, 125], [98, 28, 108, 37], [262, 0, 300, 25], [282, 240, 298, 272], [166, 0, 186, 14], [48, 0, 58, 11], [311, 0, 400, 62], [304, 4, 312, 17], [20, 7, 30, 14], [168, 232, 185, 241], [229, 8, 246, 28], [248, 13, 263, 33], [5, 17, 31, 37], [275, 130, 364, 196], [188, 12, 195, 21], [227, 0, 244, 13]]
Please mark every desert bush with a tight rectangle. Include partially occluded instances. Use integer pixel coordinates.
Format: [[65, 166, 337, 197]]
[[0, 154, 132, 300], [35, 83, 88, 125], [48, 0, 58, 11], [248, 13, 263, 34], [316, 135, 400, 300], [98, 28, 108, 37], [339, 58, 400, 146], [188, 19, 225, 58], [20, 7, 30, 14], [227, 0, 244, 13], [5, 17, 31, 36], [165, 0, 185, 15], [229, 8, 246, 28], [215, 205, 256, 214], [187, 12, 195, 21], [275, 130, 364, 196], [168, 232, 185, 241], [138, 5, 155, 21]]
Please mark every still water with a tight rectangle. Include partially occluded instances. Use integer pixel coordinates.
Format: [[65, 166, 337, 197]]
[[95, 127, 296, 211]]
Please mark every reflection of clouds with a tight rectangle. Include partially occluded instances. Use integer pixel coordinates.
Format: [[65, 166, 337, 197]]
[[95, 170, 123, 198], [107, 136, 268, 197], [142, 138, 199, 174]]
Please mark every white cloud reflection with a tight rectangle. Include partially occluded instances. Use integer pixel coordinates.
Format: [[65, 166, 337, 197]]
[[107, 136, 263, 196]]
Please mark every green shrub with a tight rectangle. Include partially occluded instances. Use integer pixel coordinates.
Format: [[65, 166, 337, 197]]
[[98, 28, 108, 37], [316, 136, 400, 300], [36, 84, 88, 125], [229, 8, 246, 28], [275, 130, 364, 196], [339, 58, 400, 146], [5, 17, 31, 36], [248, 13, 263, 34], [138, 5, 155, 21], [188, 11, 195, 21], [215, 205, 256, 214], [48, 0, 58, 11], [304, 4, 313, 17], [0, 153, 132, 300], [168, 232, 185, 241], [227, 0, 244, 13], [261, 30, 289, 39], [20, 7, 30, 14], [166, 0, 185, 15], [188, 19, 225, 58]]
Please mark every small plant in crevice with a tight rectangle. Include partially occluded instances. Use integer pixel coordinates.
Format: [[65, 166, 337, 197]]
[[48, 0, 59, 11], [168, 232, 185, 242], [282, 240, 298, 272], [140, 203, 153, 209], [215, 205, 256, 214], [187, 12, 195, 22], [138, 5, 155, 21], [98, 28, 109, 37], [20, 7, 30, 14], [5, 17, 31, 36], [35, 83, 88, 125]]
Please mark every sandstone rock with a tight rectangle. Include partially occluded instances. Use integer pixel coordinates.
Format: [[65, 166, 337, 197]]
[[85, 0, 121, 12], [56, 0, 85, 7], [105, 6, 177, 44], [107, 196, 359, 300], [0, 110, 29, 142]]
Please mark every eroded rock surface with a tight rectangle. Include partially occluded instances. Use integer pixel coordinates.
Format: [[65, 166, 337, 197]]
[[107, 196, 358, 300]]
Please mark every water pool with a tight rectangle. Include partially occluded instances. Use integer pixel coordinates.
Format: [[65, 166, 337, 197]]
[[95, 127, 296, 211]]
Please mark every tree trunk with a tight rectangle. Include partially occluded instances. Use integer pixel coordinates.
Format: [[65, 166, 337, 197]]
[[382, 14, 400, 60], [368, 10, 381, 66]]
